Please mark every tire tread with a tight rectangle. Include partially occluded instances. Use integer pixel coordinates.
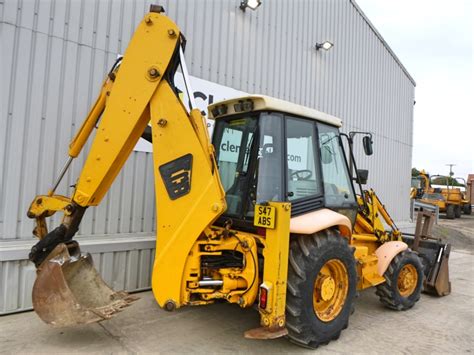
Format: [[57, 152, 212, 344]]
[[286, 230, 356, 348]]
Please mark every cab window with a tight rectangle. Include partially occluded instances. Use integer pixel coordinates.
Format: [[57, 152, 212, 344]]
[[286, 118, 322, 201], [317, 123, 356, 208], [214, 117, 257, 216], [254, 113, 284, 204]]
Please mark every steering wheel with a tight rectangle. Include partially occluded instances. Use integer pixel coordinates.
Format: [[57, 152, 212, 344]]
[[290, 169, 313, 181]]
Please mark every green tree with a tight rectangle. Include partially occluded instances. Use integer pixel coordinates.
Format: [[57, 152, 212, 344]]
[[431, 176, 464, 187]]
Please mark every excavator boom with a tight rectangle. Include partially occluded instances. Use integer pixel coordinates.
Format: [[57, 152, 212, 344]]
[[27, 8, 226, 325]]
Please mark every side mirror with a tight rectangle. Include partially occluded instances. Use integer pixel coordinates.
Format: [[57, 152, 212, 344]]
[[356, 169, 369, 185], [363, 136, 373, 156]]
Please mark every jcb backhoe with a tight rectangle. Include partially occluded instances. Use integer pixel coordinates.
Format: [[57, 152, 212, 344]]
[[26, 7, 451, 348]]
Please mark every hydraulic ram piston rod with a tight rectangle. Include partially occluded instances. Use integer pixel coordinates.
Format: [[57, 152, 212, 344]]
[[198, 280, 223, 287], [48, 157, 73, 196]]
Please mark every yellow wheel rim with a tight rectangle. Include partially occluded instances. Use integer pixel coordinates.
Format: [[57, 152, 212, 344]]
[[397, 264, 418, 297], [313, 259, 349, 322]]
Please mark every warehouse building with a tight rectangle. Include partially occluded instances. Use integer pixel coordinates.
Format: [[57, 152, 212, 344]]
[[0, 0, 415, 313]]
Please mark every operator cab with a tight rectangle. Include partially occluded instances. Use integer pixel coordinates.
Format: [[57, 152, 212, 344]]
[[210, 95, 358, 228]]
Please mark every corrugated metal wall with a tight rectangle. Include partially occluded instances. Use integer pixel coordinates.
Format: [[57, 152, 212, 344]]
[[0, 0, 415, 313], [0, 0, 158, 240]]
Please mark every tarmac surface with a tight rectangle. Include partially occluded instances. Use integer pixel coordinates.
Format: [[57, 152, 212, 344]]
[[1, 216, 473, 354]]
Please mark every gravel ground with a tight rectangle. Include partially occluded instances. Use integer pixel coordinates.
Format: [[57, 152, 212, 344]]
[[432, 214, 474, 252]]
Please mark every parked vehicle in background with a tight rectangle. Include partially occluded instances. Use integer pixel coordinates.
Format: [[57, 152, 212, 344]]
[[417, 173, 471, 219]]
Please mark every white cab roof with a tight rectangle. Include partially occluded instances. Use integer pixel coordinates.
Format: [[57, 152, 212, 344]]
[[208, 95, 342, 127]]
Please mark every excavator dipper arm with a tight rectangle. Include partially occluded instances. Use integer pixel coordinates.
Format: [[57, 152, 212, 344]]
[[27, 9, 226, 325]]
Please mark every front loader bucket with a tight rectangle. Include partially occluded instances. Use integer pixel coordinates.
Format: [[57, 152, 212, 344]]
[[403, 211, 451, 297], [421, 243, 451, 296], [32, 242, 138, 327]]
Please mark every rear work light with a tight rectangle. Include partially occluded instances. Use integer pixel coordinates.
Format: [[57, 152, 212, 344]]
[[211, 104, 228, 118], [233, 99, 254, 113]]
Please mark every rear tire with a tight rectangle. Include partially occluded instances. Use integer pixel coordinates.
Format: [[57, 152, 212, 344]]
[[454, 205, 462, 218], [286, 230, 357, 349], [463, 204, 472, 215], [376, 250, 423, 311], [446, 204, 455, 219]]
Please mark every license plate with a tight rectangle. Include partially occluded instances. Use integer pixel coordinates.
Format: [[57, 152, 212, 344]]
[[254, 205, 276, 229]]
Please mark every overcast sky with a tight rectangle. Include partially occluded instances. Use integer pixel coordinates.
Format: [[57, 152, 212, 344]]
[[356, 0, 473, 180]]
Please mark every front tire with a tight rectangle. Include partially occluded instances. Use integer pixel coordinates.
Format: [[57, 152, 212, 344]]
[[376, 250, 423, 311], [286, 230, 357, 349]]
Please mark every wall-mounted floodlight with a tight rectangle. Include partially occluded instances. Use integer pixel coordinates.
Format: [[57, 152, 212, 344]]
[[315, 41, 334, 51], [240, 0, 262, 11]]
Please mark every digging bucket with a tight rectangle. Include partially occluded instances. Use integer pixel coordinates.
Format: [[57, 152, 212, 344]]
[[32, 241, 138, 327]]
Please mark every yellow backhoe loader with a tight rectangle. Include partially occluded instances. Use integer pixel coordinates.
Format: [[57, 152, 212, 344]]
[[26, 7, 450, 348]]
